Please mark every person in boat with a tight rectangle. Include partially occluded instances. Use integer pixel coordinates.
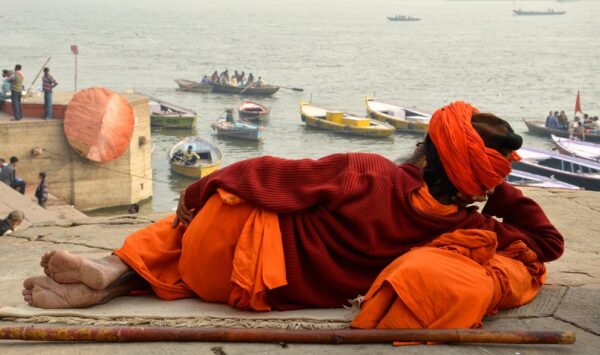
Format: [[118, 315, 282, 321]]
[[545, 111, 562, 130], [558, 111, 569, 130], [240, 71, 246, 83], [233, 70, 240, 82], [210, 71, 219, 82], [200, 75, 211, 86], [219, 70, 229, 85], [225, 109, 235, 123], [256, 77, 266, 87], [183, 145, 200, 165], [569, 116, 583, 136], [583, 114, 592, 127], [230, 75, 238, 87], [22, 101, 563, 331], [590, 117, 600, 131], [246, 73, 254, 87]]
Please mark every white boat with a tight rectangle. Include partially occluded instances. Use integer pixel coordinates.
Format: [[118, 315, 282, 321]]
[[506, 170, 581, 190], [551, 135, 600, 162], [513, 147, 600, 191], [365, 98, 430, 134]]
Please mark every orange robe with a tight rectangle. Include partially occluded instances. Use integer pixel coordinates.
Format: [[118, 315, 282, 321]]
[[350, 184, 546, 332], [114, 189, 287, 311]]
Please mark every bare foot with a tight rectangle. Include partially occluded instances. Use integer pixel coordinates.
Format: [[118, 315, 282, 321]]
[[40, 250, 129, 290], [22, 276, 107, 309]]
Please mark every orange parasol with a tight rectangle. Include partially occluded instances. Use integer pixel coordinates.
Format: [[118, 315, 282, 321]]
[[64, 87, 134, 162]]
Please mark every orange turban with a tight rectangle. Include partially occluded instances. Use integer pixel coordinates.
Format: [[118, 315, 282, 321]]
[[428, 101, 518, 197]]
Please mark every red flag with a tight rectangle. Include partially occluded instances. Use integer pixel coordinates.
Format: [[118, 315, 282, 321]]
[[574, 91, 582, 114], [70, 45, 79, 55]]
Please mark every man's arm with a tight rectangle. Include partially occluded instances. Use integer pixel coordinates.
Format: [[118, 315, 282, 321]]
[[482, 182, 564, 262]]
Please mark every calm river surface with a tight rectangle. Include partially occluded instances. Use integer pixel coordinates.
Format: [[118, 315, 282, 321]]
[[2, 0, 599, 211]]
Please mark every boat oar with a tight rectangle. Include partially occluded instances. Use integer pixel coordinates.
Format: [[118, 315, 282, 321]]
[[277, 85, 304, 92], [0, 326, 576, 344], [239, 82, 255, 95]]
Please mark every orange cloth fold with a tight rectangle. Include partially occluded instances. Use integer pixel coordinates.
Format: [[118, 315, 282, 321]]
[[115, 189, 286, 311], [351, 184, 546, 340], [428, 101, 518, 196]]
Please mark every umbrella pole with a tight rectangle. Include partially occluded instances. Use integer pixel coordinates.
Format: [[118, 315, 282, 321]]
[[0, 326, 576, 345]]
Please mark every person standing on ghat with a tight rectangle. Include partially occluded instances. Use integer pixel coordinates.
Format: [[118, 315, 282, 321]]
[[42, 67, 58, 119]]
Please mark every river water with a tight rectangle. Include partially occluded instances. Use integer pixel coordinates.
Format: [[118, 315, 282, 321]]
[[2, 0, 599, 212]]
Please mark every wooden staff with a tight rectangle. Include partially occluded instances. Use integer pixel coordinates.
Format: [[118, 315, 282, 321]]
[[0, 326, 576, 344]]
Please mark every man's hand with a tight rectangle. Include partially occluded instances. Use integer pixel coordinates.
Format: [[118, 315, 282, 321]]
[[172, 189, 194, 228]]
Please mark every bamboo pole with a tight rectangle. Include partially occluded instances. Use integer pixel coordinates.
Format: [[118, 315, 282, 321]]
[[0, 326, 576, 344]]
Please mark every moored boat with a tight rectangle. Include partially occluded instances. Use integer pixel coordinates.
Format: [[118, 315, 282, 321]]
[[512, 147, 600, 191], [365, 97, 430, 134], [175, 79, 213, 93], [146, 94, 197, 129], [552, 135, 600, 162], [523, 118, 600, 143], [506, 169, 581, 190], [212, 111, 262, 141], [169, 136, 223, 179], [300, 101, 395, 138], [238, 100, 270, 122]]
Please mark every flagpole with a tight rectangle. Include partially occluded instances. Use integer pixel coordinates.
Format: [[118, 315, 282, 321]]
[[74, 53, 78, 91]]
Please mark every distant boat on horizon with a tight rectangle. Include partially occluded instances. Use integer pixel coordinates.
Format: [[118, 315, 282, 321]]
[[387, 15, 420, 22], [513, 8, 566, 16]]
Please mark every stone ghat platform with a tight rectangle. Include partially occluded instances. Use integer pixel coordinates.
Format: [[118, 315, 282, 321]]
[[0, 187, 598, 354], [1, 91, 73, 119]]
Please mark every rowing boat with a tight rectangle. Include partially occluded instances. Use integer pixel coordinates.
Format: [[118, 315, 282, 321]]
[[175, 79, 213, 93], [523, 118, 600, 143], [210, 81, 280, 96], [506, 169, 581, 190], [238, 101, 270, 122], [512, 146, 600, 191], [365, 97, 430, 134], [145, 94, 197, 129], [168, 136, 223, 179], [300, 101, 395, 138], [552, 135, 600, 162], [212, 113, 261, 141]]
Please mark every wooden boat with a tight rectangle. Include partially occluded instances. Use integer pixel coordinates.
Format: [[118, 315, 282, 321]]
[[387, 15, 420, 21], [506, 170, 581, 190], [512, 147, 600, 191], [211, 113, 261, 141], [146, 94, 197, 129], [365, 97, 430, 134], [513, 9, 566, 16], [552, 135, 600, 162], [523, 119, 600, 143], [238, 101, 270, 122], [168, 136, 223, 179], [300, 101, 395, 138], [209, 81, 280, 96], [175, 79, 213, 93]]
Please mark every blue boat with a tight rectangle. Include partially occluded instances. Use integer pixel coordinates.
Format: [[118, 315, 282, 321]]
[[211, 110, 262, 141]]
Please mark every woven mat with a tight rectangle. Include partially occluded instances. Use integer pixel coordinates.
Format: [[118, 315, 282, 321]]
[[0, 296, 356, 330]]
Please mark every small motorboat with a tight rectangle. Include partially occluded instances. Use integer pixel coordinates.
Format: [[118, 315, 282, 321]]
[[512, 147, 600, 191], [169, 136, 222, 179], [513, 9, 566, 16], [387, 15, 421, 21], [506, 169, 581, 190], [300, 101, 395, 138], [365, 97, 430, 134], [551, 135, 600, 162], [146, 94, 197, 129], [238, 100, 270, 122], [175, 79, 213, 93], [212, 110, 262, 141]]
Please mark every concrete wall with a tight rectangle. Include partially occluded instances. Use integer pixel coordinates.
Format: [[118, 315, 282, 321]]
[[0, 93, 152, 211]]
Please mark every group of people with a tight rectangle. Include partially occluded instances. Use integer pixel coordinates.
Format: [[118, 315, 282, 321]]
[[171, 145, 201, 166], [20, 101, 565, 334], [1, 64, 58, 120], [545, 110, 600, 134], [201, 69, 266, 88], [0, 156, 49, 207]]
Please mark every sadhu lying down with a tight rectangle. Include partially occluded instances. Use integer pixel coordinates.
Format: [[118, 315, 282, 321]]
[[22, 101, 563, 330]]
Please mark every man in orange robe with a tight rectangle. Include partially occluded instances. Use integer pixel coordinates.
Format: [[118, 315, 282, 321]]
[[22, 102, 563, 332]]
